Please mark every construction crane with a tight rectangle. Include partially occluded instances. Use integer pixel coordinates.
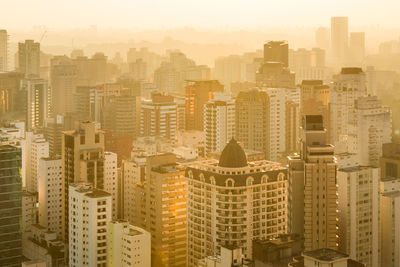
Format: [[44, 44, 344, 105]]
[[39, 30, 47, 43]]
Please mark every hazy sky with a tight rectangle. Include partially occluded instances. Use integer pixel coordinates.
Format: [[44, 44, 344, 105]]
[[2, 0, 400, 29]]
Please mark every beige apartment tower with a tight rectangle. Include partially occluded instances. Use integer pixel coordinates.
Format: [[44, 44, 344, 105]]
[[61, 121, 105, 241], [301, 115, 338, 251], [186, 139, 288, 266], [123, 153, 187, 267]]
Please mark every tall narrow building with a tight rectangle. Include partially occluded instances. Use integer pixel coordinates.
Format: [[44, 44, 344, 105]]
[[330, 68, 367, 146], [21, 77, 50, 130], [62, 121, 105, 241], [204, 92, 235, 154], [140, 93, 177, 140], [0, 29, 8, 72], [263, 41, 289, 67], [0, 145, 22, 266], [125, 153, 187, 266], [185, 80, 224, 131], [300, 115, 338, 251], [331, 17, 348, 64], [337, 166, 380, 267], [50, 56, 77, 115], [69, 183, 112, 267], [18, 40, 40, 77], [186, 139, 288, 266], [380, 143, 400, 267], [38, 156, 62, 236]]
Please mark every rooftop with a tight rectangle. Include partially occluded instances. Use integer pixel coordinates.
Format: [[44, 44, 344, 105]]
[[302, 248, 348, 262]]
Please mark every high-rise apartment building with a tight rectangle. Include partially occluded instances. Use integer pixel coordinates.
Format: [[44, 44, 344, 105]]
[[25, 133, 49, 193], [185, 80, 224, 131], [235, 89, 270, 159], [18, 40, 40, 77], [50, 56, 77, 115], [204, 92, 235, 154], [299, 115, 338, 251], [62, 121, 105, 240], [256, 62, 295, 88], [21, 77, 50, 130], [331, 17, 349, 63], [127, 153, 187, 266], [43, 115, 70, 156], [330, 68, 368, 146], [38, 156, 62, 236], [104, 152, 118, 219], [380, 176, 400, 267], [68, 183, 112, 267], [380, 143, 400, 267], [186, 139, 288, 266], [140, 93, 177, 140], [73, 53, 107, 86], [337, 166, 380, 267], [0, 145, 22, 267], [0, 29, 8, 72], [236, 88, 295, 161], [263, 41, 289, 67], [0, 72, 24, 118], [107, 220, 151, 267], [347, 95, 392, 166]]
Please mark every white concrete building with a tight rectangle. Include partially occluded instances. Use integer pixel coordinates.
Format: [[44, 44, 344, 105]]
[[69, 183, 112, 267], [330, 68, 368, 147], [204, 92, 235, 154], [289, 248, 364, 267], [337, 166, 380, 267], [27, 134, 49, 193], [121, 151, 147, 223], [347, 95, 392, 167], [107, 220, 151, 267], [105, 152, 118, 219], [38, 156, 62, 236]]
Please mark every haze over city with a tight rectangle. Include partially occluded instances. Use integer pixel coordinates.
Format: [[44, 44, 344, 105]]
[[0, 1, 400, 267]]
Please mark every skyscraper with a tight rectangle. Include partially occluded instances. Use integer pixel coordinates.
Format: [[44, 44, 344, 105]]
[[185, 80, 224, 131], [204, 92, 235, 154], [104, 152, 118, 219], [347, 95, 392, 167], [62, 121, 105, 241], [50, 56, 77, 115], [330, 68, 368, 146], [315, 27, 330, 50], [0, 145, 22, 267], [38, 156, 62, 236], [186, 139, 288, 266], [18, 40, 40, 77], [331, 17, 349, 63], [140, 93, 177, 140], [299, 115, 338, 251], [69, 183, 112, 267], [235, 89, 270, 159], [21, 77, 50, 130], [337, 166, 380, 267], [263, 41, 289, 67], [126, 153, 187, 266], [0, 29, 8, 72]]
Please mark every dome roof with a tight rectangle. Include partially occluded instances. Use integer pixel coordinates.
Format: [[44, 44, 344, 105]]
[[218, 139, 248, 168]]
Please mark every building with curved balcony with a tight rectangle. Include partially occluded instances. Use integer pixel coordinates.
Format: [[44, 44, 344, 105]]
[[186, 138, 288, 266]]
